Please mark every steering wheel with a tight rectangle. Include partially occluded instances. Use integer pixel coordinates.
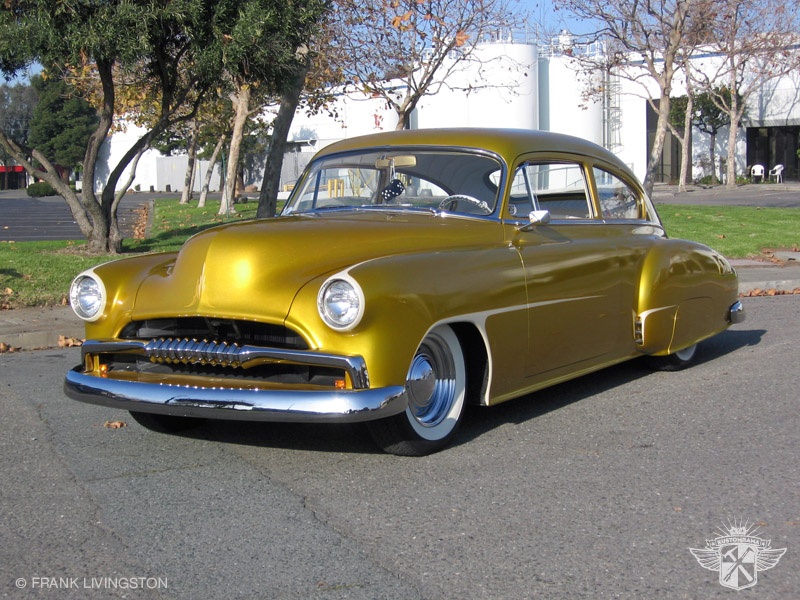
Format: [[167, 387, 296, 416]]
[[438, 194, 491, 215]]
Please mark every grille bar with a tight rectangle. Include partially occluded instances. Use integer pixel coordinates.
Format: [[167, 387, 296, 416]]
[[79, 339, 370, 389], [145, 338, 244, 367]]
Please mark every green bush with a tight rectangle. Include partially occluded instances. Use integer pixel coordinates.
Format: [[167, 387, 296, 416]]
[[26, 181, 57, 197]]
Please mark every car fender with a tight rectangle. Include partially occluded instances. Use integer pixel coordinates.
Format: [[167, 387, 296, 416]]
[[635, 239, 738, 355], [81, 252, 179, 339], [285, 244, 526, 389]]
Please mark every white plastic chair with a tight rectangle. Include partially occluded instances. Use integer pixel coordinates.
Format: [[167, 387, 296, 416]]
[[750, 164, 765, 183], [769, 164, 784, 183]]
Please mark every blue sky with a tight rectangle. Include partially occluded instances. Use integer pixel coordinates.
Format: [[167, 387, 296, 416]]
[[517, 0, 599, 36]]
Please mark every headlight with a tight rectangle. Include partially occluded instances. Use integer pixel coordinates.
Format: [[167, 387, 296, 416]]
[[69, 271, 106, 321], [317, 274, 365, 331]]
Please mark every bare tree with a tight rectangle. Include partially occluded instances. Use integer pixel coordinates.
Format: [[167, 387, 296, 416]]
[[555, 0, 707, 195], [690, 0, 800, 188], [667, 90, 694, 191], [332, 0, 522, 130]]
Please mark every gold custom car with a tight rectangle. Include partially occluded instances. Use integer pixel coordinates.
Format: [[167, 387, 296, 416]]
[[65, 129, 744, 455]]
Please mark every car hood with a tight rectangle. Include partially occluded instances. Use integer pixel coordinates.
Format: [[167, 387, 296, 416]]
[[131, 211, 493, 323]]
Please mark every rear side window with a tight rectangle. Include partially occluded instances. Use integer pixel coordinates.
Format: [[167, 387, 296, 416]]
[[511, 162, 592, 219], [593, 168, 642, 219]]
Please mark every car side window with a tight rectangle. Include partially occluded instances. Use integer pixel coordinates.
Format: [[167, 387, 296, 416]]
[[593, 168, 642, 219], [512, 162, 592, 219]]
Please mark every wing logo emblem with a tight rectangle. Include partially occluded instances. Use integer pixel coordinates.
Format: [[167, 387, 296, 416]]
[[690, 518, 786, 590]]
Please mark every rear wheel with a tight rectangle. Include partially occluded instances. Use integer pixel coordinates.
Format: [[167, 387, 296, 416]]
[[366, 325, 466, 456], [129, 411, 204, 433], [646, 343, 698, 371]]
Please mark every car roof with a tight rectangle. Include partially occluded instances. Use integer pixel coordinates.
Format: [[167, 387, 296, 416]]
[[316, 128, 633, 178]]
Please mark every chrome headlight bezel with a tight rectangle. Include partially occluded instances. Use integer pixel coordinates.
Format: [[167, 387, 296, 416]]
[[69, 270, 106, 322], [317, 273, 365, 331]]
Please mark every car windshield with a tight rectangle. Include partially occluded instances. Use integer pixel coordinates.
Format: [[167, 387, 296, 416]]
[[282, 148, 504, 217]]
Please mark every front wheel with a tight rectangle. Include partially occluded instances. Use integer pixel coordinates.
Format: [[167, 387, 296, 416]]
[[366, 325, 466, 456], [645, 343, 698, 371]]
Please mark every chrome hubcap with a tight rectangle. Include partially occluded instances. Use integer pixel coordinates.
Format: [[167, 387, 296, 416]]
[[406, 333, 456, 428], [675, 343, 697, 361]]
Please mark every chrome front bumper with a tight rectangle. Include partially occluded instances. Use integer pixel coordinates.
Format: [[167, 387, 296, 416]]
[[64, 367, 408, 423]]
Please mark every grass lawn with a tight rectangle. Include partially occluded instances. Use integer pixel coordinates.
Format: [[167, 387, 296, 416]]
[[658, 204, 800, 257], [1, 200, 797, 308], [1, 199, 259, 308]]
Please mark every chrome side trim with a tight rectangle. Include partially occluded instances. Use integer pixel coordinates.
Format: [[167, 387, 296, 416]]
[[80, 339, 370, 389], [729, 301, 746, 324], [64, 367, 406, 423]]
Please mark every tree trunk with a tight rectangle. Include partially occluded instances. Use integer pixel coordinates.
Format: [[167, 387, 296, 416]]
[[709, 132, 717, 185], [219, 85, 250, 216], [726, 95, 740, 189], [199, 133, 226, 209], [257, 60, 310, 218], [180, 121, 199, 205], [109, 146, 146, 250], [642, 94, 671, 196], [726, 120, 739, 188], [677, 94, 693, 192]]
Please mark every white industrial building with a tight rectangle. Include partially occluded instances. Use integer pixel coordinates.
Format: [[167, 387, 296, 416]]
[[95, 33, 800, 194]]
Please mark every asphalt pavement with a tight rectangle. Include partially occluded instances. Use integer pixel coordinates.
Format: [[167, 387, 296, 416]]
[[1, 184, 799, 350], [2, 295, 799, 598], [0, 189, 158, 242]]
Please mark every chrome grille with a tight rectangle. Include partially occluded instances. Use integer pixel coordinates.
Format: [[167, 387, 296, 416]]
[[145, 338, 245, 367]]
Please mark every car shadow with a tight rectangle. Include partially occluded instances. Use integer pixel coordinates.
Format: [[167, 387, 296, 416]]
[[453, 327, 766, 448], [171, 327, 765, 455]]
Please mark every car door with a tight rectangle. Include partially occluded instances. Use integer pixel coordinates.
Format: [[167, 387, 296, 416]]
[[507, 158, 631, 381]]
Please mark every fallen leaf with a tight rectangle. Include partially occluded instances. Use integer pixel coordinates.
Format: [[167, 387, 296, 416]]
[[717, 234, 726, 239], [102, 420, 127, 429], [58, 335, 83, 347], [3, 287, 12, 295], [0, 342, 20, 353]]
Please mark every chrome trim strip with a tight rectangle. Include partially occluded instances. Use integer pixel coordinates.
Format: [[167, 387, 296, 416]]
[[729, 300, 746, 324], [80, 339, 370, 389], [64, 368, 407, 424]]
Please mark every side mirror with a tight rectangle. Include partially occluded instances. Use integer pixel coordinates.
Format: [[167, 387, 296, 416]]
[[518, 209, 551, 231]]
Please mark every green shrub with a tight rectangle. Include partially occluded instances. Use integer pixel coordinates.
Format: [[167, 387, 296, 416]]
[[26, 181, 57, 197]]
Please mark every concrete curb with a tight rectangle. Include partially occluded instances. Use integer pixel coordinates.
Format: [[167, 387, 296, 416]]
[[0, 306, 84, 351]]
